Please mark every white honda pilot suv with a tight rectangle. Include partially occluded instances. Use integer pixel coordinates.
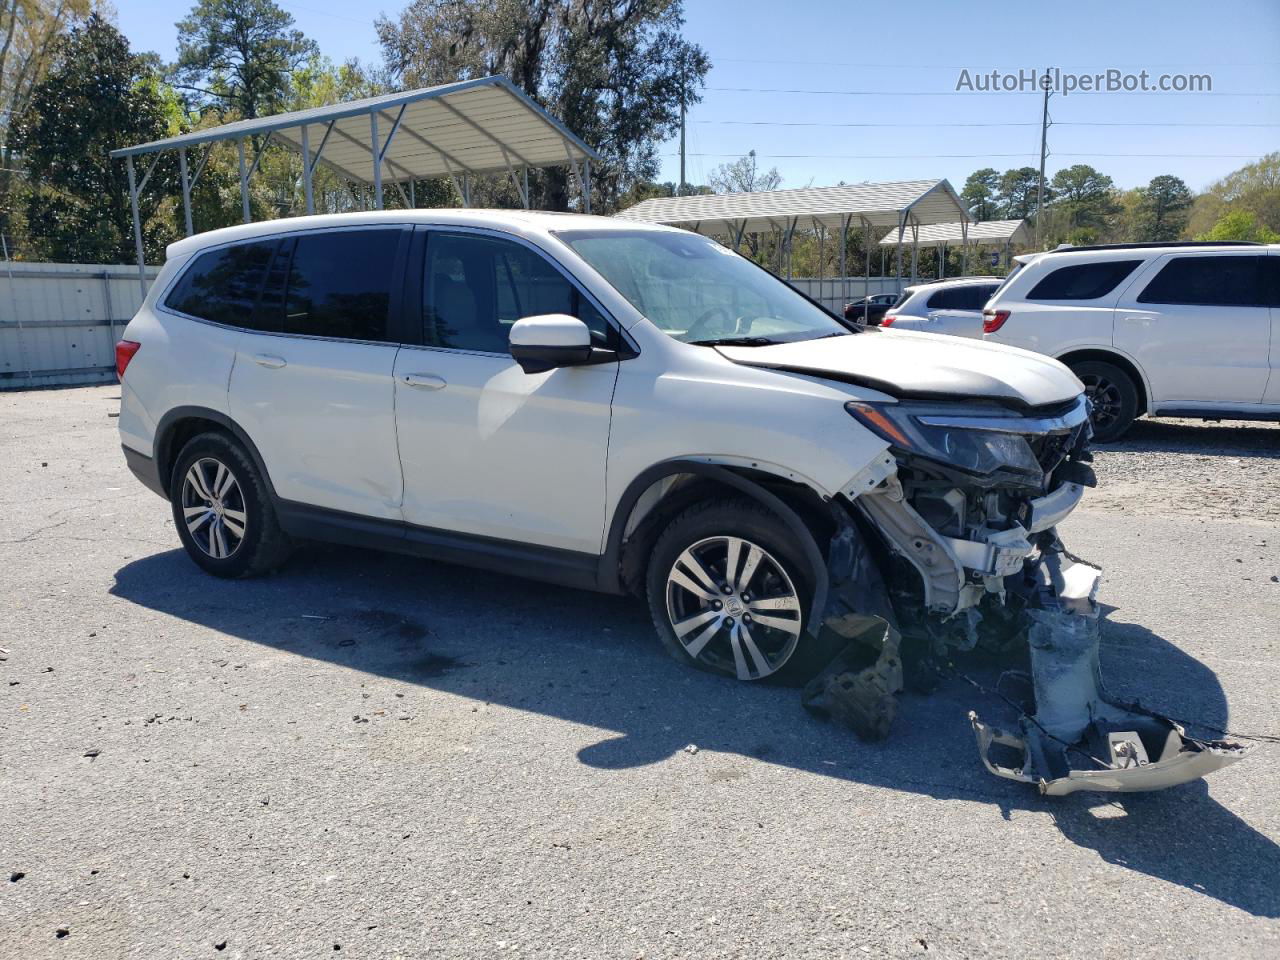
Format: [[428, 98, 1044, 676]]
[[118, 210, 1096, 712]]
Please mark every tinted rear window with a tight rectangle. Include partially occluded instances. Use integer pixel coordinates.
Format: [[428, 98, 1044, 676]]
[[926, 284, 998, 310], [1137, 255, 1262, 307], [255, 229, 402, 341], [1026, 260, 1142, 301], [165, 241, 275, 325]]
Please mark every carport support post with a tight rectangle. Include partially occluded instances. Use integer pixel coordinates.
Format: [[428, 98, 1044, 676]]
[[962, 219, 969, 276], [894, 211, 904, 291], [301, 124, 315, 215], [938, 242, 945, 280], [178, 147, 193, 237], [815, 217, 824, 306], [126, 155, 147, 297], [238, 139, 250, 223], [838, 215, 848, 307], [861, 216, 872, 320], [370, 111, 383, 210], [910, 219, 920, 284], [582, 158, 592, 214]]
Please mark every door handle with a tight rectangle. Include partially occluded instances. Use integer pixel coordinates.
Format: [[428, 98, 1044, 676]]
[[252, 353, 286, 368], [403, 373, 446, 390]]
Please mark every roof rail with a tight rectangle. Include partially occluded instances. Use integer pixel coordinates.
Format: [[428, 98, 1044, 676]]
[[1047, 240, 1262, 253]]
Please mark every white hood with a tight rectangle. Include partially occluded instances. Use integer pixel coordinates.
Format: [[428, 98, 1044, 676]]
[[716, 328, 1083, 408]]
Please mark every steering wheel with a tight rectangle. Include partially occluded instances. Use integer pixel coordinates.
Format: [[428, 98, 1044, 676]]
[[684, 306, 742, 342]]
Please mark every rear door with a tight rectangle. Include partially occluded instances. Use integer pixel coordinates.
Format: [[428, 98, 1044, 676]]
[[923, 283, 998, 338], [1114, 252, 1270, 406], [229, 226, 409, 519]]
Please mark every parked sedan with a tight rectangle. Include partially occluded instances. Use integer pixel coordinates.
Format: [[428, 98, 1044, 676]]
[[842, 293, 897, 325], [881, 277, 1002, 338]]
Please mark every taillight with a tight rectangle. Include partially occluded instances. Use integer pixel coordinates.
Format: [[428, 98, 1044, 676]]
[[880, 314, 896, 327], [115, 340, 141, 379], [982, 309, 1010, 334]]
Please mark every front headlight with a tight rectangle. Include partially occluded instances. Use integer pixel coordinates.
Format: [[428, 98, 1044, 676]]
[[846, 401, 1043, 477]]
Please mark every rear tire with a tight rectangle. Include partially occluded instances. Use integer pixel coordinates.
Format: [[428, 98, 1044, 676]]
[[645, 498, 840, 683], [170, 432, 291, 578], [1070, 360, 1139, 442]]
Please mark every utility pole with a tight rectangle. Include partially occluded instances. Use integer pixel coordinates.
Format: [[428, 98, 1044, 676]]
[[678, 53, 687, 195], [1035, 69, 1052, 249]]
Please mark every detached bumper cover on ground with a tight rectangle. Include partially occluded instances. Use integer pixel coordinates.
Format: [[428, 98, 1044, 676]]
[[967, 552, 1249, 795]]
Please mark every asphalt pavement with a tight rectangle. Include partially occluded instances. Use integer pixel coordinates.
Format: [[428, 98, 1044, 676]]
[[2, 385, 1278, 959]]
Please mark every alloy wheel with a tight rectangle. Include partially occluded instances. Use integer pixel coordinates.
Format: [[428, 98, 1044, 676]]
[[180, 457, 247, 559], [664, 535, 803, 680], [1079, 373, 1122, 430]]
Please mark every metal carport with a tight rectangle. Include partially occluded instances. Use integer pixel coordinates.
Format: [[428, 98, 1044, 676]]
[[614, 179, 971, 313], [109, 75, 599, 293], [880, 218, 1031, 277]]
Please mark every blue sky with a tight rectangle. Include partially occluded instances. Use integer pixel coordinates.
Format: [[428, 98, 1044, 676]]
[[114, 0, 1280, 193]]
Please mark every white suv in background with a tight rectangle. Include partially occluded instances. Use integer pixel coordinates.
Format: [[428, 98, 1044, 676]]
[[982, 242, 1280, 440], [881, 276, 1002, 339]]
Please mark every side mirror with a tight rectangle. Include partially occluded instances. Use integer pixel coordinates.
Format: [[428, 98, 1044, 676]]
[[509, 314, 592, 374]]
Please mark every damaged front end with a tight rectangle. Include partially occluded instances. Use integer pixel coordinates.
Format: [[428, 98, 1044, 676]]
[[810, 394, 1248, 794]]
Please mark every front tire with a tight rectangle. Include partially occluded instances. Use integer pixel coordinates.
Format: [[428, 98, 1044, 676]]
[[170, 432, 291, 578], [646, 498, 839, 682], [1071, 359, 1139, 442]]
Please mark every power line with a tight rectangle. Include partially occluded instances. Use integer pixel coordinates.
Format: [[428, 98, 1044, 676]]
[[715, 56, 1280, 69], [667, 151, 1266, 160], [690, 119, 1280, 129], [705, 85, 1280, 97]]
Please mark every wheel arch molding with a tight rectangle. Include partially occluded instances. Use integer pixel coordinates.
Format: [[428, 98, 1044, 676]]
[[1054, 347, 1150, 416], [154, 406, 277, 503], [598, 459, 833, 635]]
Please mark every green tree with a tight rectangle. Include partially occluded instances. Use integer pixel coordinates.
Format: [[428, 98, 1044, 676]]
[[961, 167, 999, 221], [1128, 174, 1193, 242], [0, 0, 91, 248], [1186, 152, 1280, 238], [173, 0, 317, 120], [708, 150, 781, 195], [1049, 163, 1117, 234], [375, 0, 709, 213], [1195, 209, 1280, 243], [11, 13, 179, 262], [997, 166, 1047, 220]]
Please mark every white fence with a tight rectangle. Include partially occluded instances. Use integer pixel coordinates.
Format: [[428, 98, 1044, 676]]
[[1, 263, 158, 390], [786, 276, 906, 314], [0, 263, 902, 391]]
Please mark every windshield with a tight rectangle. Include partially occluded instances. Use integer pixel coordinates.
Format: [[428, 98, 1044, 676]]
[[555, 229, 851, 345]]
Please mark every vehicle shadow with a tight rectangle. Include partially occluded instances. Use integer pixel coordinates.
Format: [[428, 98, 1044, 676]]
[[110, 545, 1280, 918], [1109, 418, 1280, 457]]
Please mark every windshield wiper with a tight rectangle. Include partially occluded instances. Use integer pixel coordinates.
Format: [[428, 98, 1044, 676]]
[[686, 336, 782, 347]]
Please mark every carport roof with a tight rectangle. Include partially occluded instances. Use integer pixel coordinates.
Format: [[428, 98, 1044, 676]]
[[614, 179, 970, 235], [879, 218, 1031, 247], [108, 75, 598, 182]]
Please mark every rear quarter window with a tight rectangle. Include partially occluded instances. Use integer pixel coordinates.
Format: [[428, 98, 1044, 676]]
[[1137, 255, 1263, 307], [164, 241, 275, 325], [1026, 259, 1143, 301]]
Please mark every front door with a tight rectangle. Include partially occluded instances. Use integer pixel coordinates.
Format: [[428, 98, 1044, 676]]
[[393, 229, 620, 555], [229, 226, 408, 519], [1114, 252, 1271, 406]]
